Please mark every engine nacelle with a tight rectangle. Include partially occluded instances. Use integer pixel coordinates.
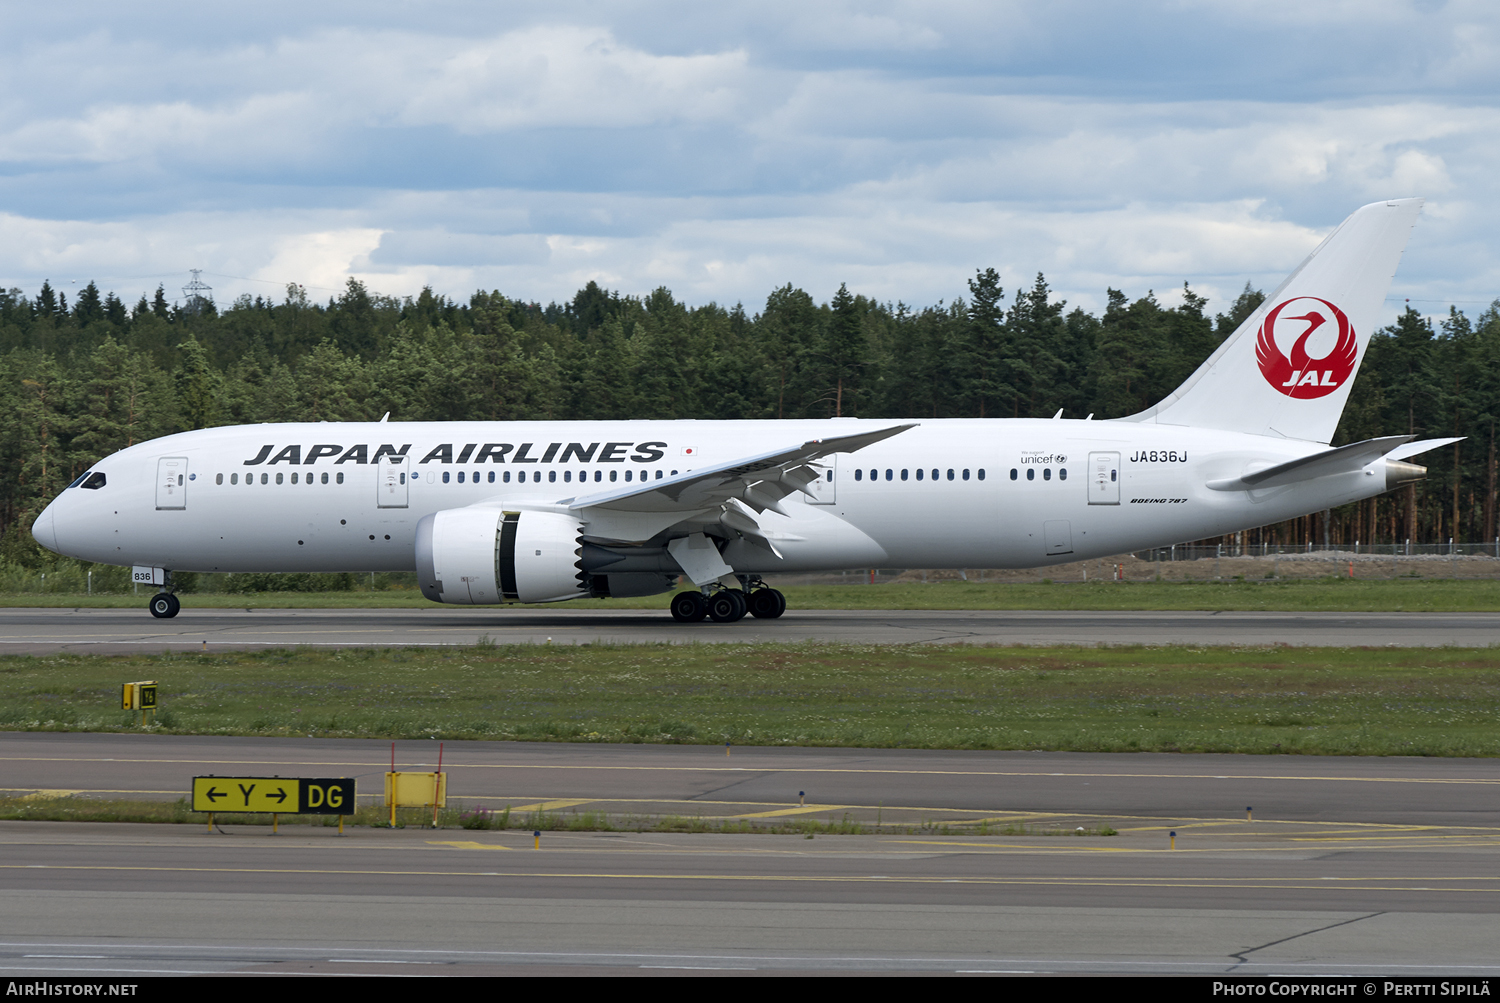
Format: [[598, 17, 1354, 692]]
[[415, 508, 586, 605]]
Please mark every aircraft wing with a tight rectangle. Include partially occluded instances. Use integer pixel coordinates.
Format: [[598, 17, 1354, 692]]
[[563, 424, 917, 550], [568, 423, 916, 514]]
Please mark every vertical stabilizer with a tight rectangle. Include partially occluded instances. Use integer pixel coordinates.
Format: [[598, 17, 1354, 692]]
[[1119, 198, 1423, 443]]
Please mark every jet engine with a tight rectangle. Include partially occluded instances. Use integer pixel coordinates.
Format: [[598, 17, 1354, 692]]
[[416, 508, 587, 604]]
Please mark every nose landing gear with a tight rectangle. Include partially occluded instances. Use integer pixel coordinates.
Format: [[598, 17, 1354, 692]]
[[145, 569, 180, 618], [148, 592, 181, 618]]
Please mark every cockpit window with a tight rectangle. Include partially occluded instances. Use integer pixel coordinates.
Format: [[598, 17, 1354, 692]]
[[68, 471, 90, 488], [80, 472, 106, 490]]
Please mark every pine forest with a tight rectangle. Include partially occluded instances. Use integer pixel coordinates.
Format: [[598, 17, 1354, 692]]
[[2, 270, 1497, 575]]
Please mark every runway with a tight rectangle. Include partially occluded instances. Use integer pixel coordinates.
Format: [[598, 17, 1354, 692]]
[[3, 606, 1500, 652], [2, 734, 1499, 975]]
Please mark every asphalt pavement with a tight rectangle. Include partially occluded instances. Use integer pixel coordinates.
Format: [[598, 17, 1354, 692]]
[[2, 606, 1500, 651], [2, 734, 1498, 976]]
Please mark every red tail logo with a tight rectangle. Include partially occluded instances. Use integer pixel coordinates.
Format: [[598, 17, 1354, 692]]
[[1255, 296, 1357, 399]]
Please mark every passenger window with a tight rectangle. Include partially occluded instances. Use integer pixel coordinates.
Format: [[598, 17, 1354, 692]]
[[1044, 468, 1051, 481], [946, 469, 954, 481], [1059, 468, 1067, 481], [625, 470, 632, 482], [869, 469, 877, 481], [489, 471, 495, 483], [855, 469, 863, 481], [216, 473, 223, 485], [231, 473, 238, 485], [596, 471, 603, 482], [655, 470, 663, 480], [261, 473, 268, 484], [885, 469, 893, 481], [443, 472, 450, 483], [1010, 469, 1017, 480], [564, 471, 572, 483], [504, 471, 511, 483], [901, 469, 908, 481], [291, 473, 299, 484], [1026, 468, 1034, 481], [931, 469, 938, 480], [610, 470, 618, 482], [276, 473, 284, 485], [534, 471, 541, 483], [916, 469, 924, 481], [978, 469, 985, 480], [322, 472, 329, 484], [962, 469, 970, 481], [336, 472, 344, 484], [549, 470, 557, 483]]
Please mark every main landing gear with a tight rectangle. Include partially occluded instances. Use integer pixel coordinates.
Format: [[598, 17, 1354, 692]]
[[148, 591, 181, 619], [669, 583, 786, 623]]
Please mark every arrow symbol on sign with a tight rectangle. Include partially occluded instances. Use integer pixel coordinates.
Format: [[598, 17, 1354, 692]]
[[269, 788, 288, 804], [205, 787, 224, 802]]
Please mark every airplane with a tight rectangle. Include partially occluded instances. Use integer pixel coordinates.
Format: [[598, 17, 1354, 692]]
[[32, 197, 1457, 623]]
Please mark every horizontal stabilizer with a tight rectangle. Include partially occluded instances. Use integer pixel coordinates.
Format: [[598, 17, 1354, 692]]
[[1207, 434, 1427, 492], [1386, 437, 1463, 461]]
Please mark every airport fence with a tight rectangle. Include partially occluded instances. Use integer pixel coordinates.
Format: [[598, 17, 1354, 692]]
[[771, 540, 1500, 585]]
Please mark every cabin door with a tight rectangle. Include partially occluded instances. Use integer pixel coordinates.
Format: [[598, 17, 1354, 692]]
[[805, 455, 837, 504], [377, 455, 409, 508], [155, 457, 187, 510], [1088, 451, 1120, 505]]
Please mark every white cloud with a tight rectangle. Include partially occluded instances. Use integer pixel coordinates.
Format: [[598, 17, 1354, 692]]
[[0, 3, 1498, 329]]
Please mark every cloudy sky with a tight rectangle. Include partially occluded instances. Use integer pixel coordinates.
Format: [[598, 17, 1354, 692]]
[[3, 1, 1498, 323]]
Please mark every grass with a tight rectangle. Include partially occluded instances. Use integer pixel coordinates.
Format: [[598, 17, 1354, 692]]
[[0, 794, 1120, 836], [3, 641, 1499, 757], [11, 577, 1500, 611]]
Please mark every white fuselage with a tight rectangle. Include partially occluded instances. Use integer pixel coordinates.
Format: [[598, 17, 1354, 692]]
[[36, 418, 1389, 582]]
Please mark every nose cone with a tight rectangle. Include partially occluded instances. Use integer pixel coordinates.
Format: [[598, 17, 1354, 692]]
[[32, 501, 59, 554]]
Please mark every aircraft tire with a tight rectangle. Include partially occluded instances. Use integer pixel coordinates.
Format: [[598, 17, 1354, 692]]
[[149, 593, 180, 619], [748, 588, 786, 619], [670, 591, 707, 623], [708, 589, 748, 623]]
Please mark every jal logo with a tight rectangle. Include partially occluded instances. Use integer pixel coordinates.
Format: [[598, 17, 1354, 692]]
[[1255, 296, 1357, 399]]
